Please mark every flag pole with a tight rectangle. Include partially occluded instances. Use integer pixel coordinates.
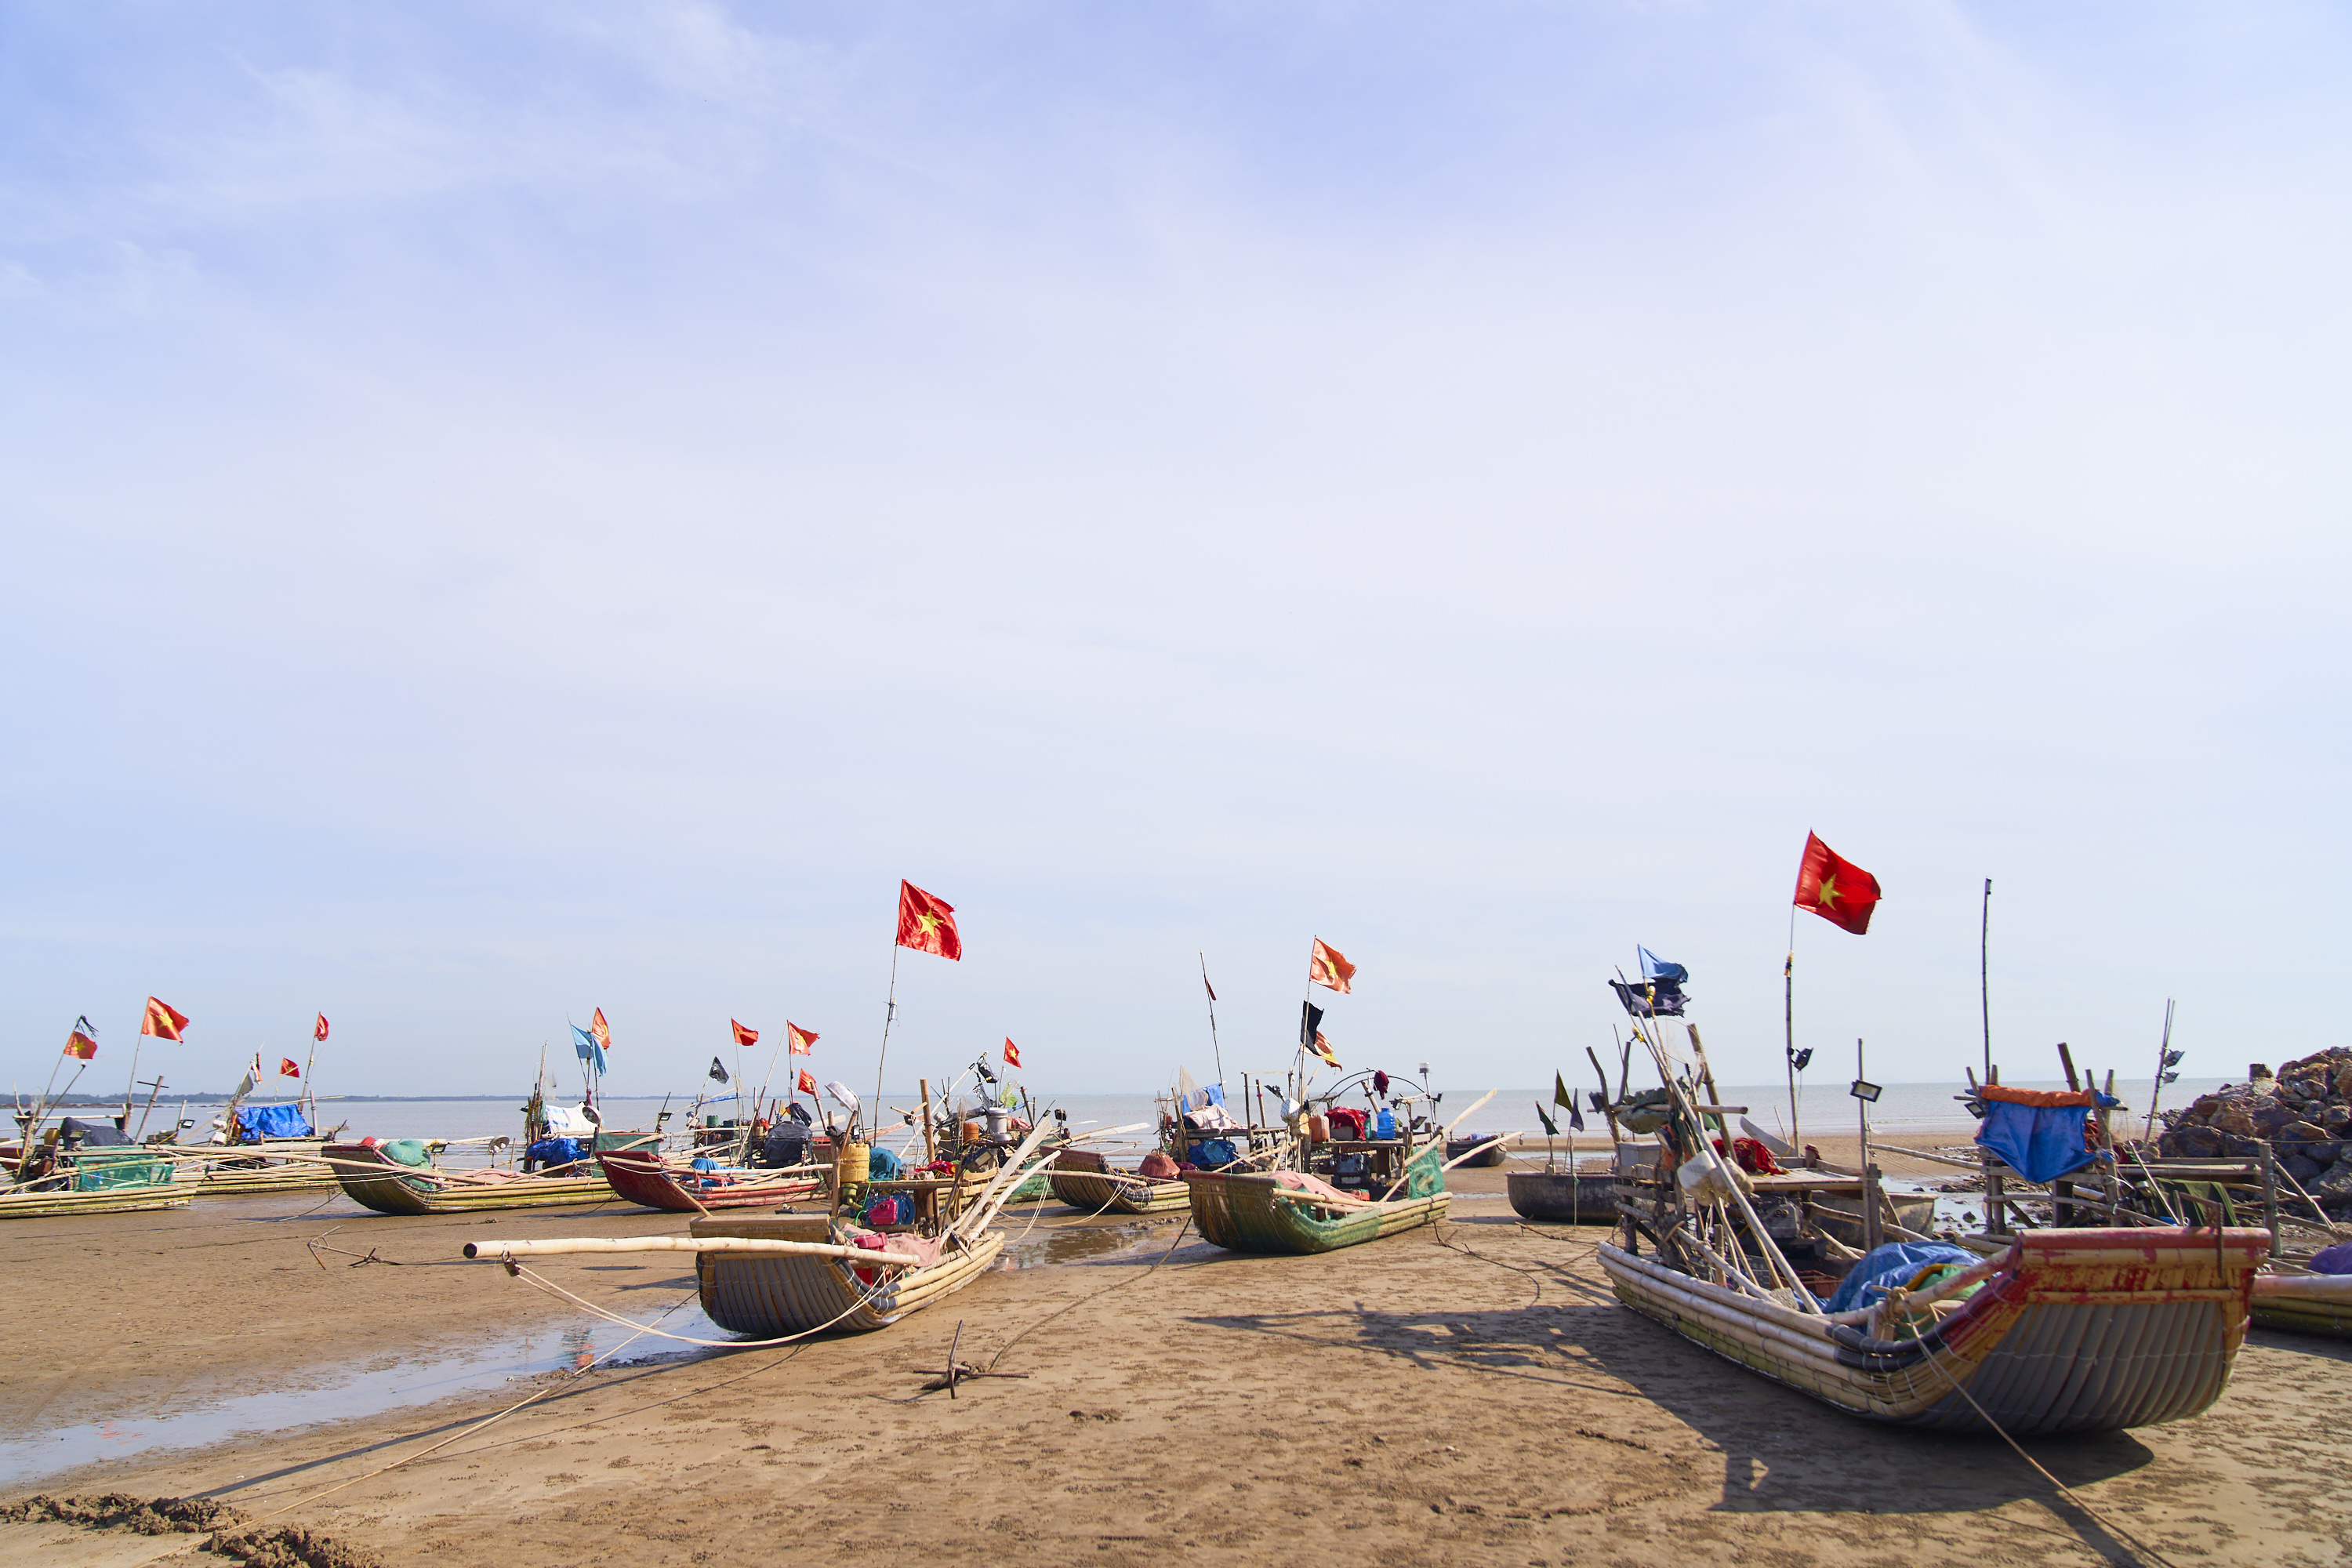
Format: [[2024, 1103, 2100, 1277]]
[[2143, 998, 2176, 1145], [121, 1029, 142, 1131], [1199, 953, 1225, 1089], [1784, 903, 1800, 1151], [1980, 877, 1993, 1083], [873, 942, 902, 1143]]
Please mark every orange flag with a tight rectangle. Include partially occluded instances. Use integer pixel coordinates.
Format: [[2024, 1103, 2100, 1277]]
[[796, 1067, 819, 1098], [141, 996, 190, 1040], [786, 1023, 817, 1054], [1002, 1038, 1022, 1069], [1308, 938, 1356, 994], [731, 1019, 759, 1048], [280, 1058, 301, 1079], [895, 880, 962, 960], [590, 1008, 612, 1051]]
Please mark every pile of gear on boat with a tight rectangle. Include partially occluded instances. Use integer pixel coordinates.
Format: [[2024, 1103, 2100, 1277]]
[[2153, 1050, 2352, 1214]]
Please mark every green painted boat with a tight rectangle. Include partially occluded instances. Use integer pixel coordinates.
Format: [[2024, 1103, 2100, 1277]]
[[1184, 1145, 1449, 1254]]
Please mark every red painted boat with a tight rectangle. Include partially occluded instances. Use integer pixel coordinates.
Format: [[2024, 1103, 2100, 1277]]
[[597, 1151, 825, 1213]]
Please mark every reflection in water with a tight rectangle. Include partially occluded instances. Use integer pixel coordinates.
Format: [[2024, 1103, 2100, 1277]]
[[998, 1218, 1170, 1270]]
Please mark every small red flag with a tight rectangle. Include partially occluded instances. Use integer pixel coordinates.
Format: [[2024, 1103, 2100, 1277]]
[[1794, 833, 1883, 935], [731, 1018, 759, 1049], [1002, 1038, 1022, 1069], [786, 1023, 817, 1055], [141, 996, 190, 1041], [1308, 938, 1356, 994], [590, 1008, 612, 1051], [314, 1014, 329, 1043], [64, 1028, 97, 1061], [280, 1058, 301, 1079], [895, 880, 962, 960], [1308, 1032, 1341, 1069], [796, 1067, 819, 1098]]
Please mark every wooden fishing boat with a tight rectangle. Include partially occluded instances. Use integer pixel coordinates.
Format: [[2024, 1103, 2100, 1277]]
[[0, 1145, 190, 1219], [1506, 1167, 1617, 1223], [597, 1151, 824, 1213], [1445, 1134, 1509, 1168], [1186, 1145, 1450, 1254], [1048, 1149, 1189, 1216], [1602, 1225, 2268, 1433], [325, 1141, 612, 1215], [688, 1212, 1007, 1333], [2249, 1270, 2352, 1338]]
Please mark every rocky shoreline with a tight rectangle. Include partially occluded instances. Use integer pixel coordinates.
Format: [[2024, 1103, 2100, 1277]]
[[2154, 1047, 2352, 1214]]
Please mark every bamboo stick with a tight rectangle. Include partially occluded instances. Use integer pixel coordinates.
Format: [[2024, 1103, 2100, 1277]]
[[462, 1236, 924, 1267]]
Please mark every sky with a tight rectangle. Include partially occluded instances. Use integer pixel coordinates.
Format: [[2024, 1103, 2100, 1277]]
[[2, 2, 2347, 1103]]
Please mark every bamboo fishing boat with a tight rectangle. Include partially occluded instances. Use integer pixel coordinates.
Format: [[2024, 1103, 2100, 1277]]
[[689, 1213, 1007, 1332], [1506, 1166, 1618, 1223], [1602, 1225, 2268, 1433], [325, 1141, 612, 1215], [1187, 1144, 1451, 1254], [0, 1144, 191, 1219], [0, 1185, 190, 1220], [1048, 1148, 1189, 1215], [1445, 1134, 1509, 1168], [2249, 1270, 2352, 1338], [597, 1151, 825, 1213]]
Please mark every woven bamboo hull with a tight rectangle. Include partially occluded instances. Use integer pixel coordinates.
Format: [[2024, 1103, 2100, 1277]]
[[0, 1189, 190, 1220], [2251, 1273, 2352, 1338], [1049, 1168, 1192, 1215], [1507, 1171, 1618, 1223], [1601, 1227, 2267, 1434], [1446, 1138, 1508, 1168], [326, 1145, 610, 1215], [1185, 1171, 1448, 1254], [597, 1153, 821, 1213], [173, 1160, 337, 1196], [696, 1229, 1007, 1334]]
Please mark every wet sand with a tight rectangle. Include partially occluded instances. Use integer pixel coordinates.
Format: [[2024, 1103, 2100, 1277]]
[[5, 1149, 2346, 1567]]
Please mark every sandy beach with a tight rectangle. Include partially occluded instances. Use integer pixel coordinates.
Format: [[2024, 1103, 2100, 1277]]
[[5, 1145, 2347, 1568]]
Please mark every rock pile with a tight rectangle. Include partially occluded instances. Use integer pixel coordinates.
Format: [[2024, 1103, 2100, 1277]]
[[2157, 1048, 2352, 1214]]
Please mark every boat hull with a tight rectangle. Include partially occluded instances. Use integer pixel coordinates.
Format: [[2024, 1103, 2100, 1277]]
[[2251, 1272, 2352, 1338], [694, 1220, 1006, 1334], [325, 1145, 612, 1215], [597, 1152, 822, 1213], [1601, 1226, 2267, 1435], [0, 1189, 190, 1220], [1507, 1170, 1618, 1223], [1049, 1167, 1191, 1216], [1185, 1153, 1449, 1255]]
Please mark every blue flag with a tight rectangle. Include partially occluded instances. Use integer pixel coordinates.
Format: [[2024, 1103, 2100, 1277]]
[[1639, 947, 1688, 985], [572, 1023, 607, 1077]]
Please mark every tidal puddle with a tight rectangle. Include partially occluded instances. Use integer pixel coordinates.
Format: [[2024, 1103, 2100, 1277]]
[[0, 1302, 726, 1487], [997, 1218, 1172, 1269]]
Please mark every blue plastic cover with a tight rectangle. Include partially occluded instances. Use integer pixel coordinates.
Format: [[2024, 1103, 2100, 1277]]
[[868, 1145, 902, 1181], [1186, 1138, 1240, 1169], [1824, 1240, 1980, 1315], [238, 1102, 314, 1139], [1975, 1097, 2114, 1183], [528, 1137, 588, 1167]]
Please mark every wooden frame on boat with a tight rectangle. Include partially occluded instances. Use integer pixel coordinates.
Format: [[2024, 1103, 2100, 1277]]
[[1185, 1147, 1450, 1254], [689, 1212, 1008, 1334], [1047, 1149, 1189, 1215]]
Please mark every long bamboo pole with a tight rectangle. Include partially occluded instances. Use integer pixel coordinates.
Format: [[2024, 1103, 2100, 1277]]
[[462, 1236, 924, 1267]]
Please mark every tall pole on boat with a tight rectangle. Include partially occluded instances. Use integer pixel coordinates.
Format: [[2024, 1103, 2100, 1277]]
[[2143, 998, 2176, 1145], [1784, 905, 1799, 1149], [873, 942, 902, 1144], [1980, 877, 1993, 1083], [1856, 1036, 1878, 1254], [1199, 953, 1225, 1089]]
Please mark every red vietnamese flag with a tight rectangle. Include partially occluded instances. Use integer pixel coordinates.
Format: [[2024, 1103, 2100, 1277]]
[[731, 1019, 759, 1049], [1308, 938, 1356, 994], [1793, 833, 1883, 935], [64, 1027, 97, 1061], [786, 1023, 817, 1055], [314, 1014, 330, 1043], [141, 996, 190, 1041], [280, 1058, 301, 1079], [895, 880, 962, 960], [1308, 1032, 1341, 1069], [590, 1008, 612, 1052], [1001, 1038, 1022, 1069], [796, 1067, 819, 1098]]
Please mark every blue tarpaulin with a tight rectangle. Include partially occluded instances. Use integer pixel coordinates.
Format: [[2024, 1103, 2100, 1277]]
[[237, 1102, 314, 1139], [1824, 1240, 1982, 1315], [528, 1137, 588, 1167], [1975, 1093, 2117, 1183]]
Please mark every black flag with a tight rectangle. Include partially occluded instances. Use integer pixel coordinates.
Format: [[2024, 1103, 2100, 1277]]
[[708, 1057, 730, 1083], [1533, 1101, 1559, 1138], [1300, 1000, 1324, 1047], [1610, 978, 1686, 1018]]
